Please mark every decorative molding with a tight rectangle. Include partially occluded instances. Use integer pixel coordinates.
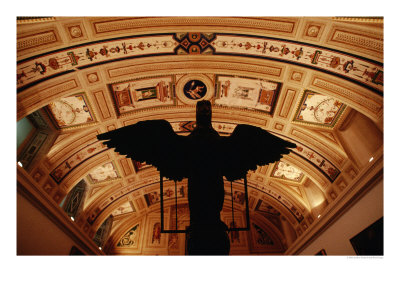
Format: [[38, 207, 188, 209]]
[[332, 17, 383, 24], [18, 79, 79, 120], [277, 88, 298, 119], [310, 75, 383, 120], [213, 33, 383, 93], [290, 127, 346, 168], [62, 21, 88, 42], [118, 158, 133, 177], [107, 59, 283, 80], [17, 27, 60, 53], [302, 22, 326, 42], [273, 121, 285, 131], [17, 17, 56, 24], [17, 34, 176, 90], [50, 141, 108, 184], [327, 26, 383, 58], [63, 152, 111, 192], [214, 74, 281, 115], [85, 71, 101, 85], [287, 68, 306, 85], [17, 28, 382, 94], [47, 130, 100, 165], [90, 17, 298, 36], [109, 75, 175, 116], [92, 89, 114, 120]]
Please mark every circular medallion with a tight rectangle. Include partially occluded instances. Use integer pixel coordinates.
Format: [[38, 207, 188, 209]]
[[291, 72, 302, 81], [69, 26, 82, 38], [307, 26, 320, 37], [87, 73, 99, 83], [183, 80, 207, 100], [175, 74, 215, 105]]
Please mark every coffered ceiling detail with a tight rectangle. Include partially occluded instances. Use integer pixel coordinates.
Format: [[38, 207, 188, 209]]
[[17, 17, 384, 255]]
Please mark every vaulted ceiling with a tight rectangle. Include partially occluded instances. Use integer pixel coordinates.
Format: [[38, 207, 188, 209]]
[[17, 17, 383, 255]]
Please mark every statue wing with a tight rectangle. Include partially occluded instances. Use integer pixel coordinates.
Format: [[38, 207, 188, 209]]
[[220, 124, 297, 181], [97, 120, 189, 181]]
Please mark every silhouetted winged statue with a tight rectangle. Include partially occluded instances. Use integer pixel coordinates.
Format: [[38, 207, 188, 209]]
[[97, 100, 296, 255]]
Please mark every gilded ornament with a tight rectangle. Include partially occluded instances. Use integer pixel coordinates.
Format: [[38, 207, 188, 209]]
[[87, 73, 99, 83], [291, 72, 302, 81], [307, 26, 320, 37], [69, 26, 82, 38]]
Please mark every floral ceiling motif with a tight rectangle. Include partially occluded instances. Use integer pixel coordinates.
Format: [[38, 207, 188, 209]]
[[17, 35, 176, 90], [17, 33, 383, 95], [212, 34, 383, 93]]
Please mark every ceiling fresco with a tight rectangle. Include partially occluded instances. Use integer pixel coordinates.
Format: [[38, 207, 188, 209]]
[[50, 141, 107, 184], [112, 200, 136, 217], [271, 161, 305, 182], [17, 32, 383, 94], [116, 224, 140, 248], [215, 75, 281, 114], [212, 34, 383, 93], [17, 17, 384, 256], [110, 76, 175, 115], [87, 161, 120, 184], [46, 93, 96, 129], [293, 90, 346, 128]]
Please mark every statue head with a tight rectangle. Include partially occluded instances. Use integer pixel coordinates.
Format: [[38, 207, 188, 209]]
[[196, 100, 212, 128]]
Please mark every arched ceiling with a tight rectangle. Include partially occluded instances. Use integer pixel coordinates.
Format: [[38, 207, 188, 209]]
[[17, 16, 383, 255]]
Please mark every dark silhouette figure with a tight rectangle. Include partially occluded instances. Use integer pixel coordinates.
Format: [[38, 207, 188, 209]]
[[97, 100, 296, 255]]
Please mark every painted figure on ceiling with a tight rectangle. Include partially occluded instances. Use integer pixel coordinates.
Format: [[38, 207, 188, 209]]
[[98, 100, 296, 255], [152, 222, 161, 244]]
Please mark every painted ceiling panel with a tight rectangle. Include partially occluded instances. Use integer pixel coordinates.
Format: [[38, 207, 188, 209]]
[[110, 76, 175, 115], [46, 93, 96, 129], [293, 90, 346, 128], [116, 223, 140, 248], [16, 17, 384, 256], [270, 161, 305, 182], [112, 200, 136, 217], [215, 75, 281, 114], [87, 161, 120, 184]]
